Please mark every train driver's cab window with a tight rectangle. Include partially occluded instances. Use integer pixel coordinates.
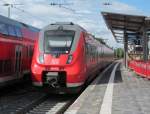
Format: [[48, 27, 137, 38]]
[[0, 23, 8, 35], [8, 25, 16, 36], [44, 30, 75, 54]]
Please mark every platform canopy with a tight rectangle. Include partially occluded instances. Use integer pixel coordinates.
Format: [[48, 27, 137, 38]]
[[101, 12, 146, 43]]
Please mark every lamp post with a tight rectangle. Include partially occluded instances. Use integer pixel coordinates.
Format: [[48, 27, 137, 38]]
[[3, 3, 23, 18], [3, 3, 11, 18]]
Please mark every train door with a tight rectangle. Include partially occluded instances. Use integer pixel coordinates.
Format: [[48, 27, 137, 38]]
[[15, 45, 22, 78]]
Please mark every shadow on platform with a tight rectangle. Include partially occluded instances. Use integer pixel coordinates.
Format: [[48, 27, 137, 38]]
[[92, 63, 123, 85]]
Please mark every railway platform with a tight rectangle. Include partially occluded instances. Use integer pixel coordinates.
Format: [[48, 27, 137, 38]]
[[65, 61, 150, 114]]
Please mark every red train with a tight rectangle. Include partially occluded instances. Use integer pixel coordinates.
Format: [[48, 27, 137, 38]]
[[31, 22, 114, 93], [0, 15, 39, 87]]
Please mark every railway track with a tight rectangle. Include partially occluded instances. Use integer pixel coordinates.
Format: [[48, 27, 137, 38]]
[[0, 67, 111, 114], [0, 87, 46, 114], [0, 64, 111, 114], [26, 94, 75, 114], [0, 70, 109, 114], [0, 85, 77, 114]]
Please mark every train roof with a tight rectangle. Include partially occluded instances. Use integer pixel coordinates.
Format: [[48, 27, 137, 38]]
[[42, 22, 86, 32], [0, 14, 40, 32]]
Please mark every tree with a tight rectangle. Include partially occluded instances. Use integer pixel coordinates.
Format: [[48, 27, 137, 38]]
[[115, 48, 124, 58]]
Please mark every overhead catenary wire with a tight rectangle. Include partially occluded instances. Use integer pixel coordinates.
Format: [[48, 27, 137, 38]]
[[0, 0, 77, 22], [49, 0, 75, 12], [55, 5, 75, 12], [13, 6, 53, 22], [0, 0, 54, 22], [1, 0, 96, 27]]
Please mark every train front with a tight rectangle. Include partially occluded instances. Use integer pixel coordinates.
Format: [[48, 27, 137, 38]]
[[31, 23, 86, 93]]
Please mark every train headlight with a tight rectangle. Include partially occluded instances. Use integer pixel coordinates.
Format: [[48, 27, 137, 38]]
[[38, 54, 44, 64], [67, 55, 73, 64]]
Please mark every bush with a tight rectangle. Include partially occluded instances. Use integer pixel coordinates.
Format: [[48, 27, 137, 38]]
[[114, 48, 124, 58]]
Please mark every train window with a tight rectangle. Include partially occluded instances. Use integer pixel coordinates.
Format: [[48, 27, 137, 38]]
[[28, 46, 33, 57], [26, 47, 28, 57], [4, 60, 11, 73], [15, 27, 22, 38], [85, 43, 89, 54], [8, 25, 16, 36], [0, 23, 8, 35], [44, 30, 75, 54]]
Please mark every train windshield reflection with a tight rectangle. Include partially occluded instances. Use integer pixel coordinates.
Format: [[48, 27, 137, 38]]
[[44, 30, 75, 54]]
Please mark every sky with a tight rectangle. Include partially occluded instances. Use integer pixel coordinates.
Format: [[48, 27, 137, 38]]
[[0, 0, 149, 48]]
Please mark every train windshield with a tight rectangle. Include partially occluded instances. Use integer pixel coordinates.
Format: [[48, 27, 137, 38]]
[[44, 30, 75, 54]]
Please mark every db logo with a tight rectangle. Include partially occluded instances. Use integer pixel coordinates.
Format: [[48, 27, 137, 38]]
[[51, 59, 60, 65]]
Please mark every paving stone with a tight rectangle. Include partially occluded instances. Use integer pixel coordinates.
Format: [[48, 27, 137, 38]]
[[112, 63, 150, 114], [66, 62, 150, 114]]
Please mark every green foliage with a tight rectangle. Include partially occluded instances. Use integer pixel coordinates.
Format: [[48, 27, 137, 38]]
[[114, 48, 124, 58]]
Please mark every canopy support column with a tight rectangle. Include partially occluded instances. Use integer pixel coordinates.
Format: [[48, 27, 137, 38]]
[[124, 30, 128, 68], [143, 27, 148, 62]]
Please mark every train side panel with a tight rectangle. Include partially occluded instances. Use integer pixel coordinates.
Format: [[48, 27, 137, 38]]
[[0, 15, 39, 87]]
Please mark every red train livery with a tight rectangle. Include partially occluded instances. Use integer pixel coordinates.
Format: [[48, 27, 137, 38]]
[[0, 15, 39, 86], [31, 22, 114, 93]]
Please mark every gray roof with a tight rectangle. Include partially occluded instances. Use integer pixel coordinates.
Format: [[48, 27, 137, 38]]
[[0, 14, 40, 32], [42, 22, 86, 32], [101, 12, 147, 43]]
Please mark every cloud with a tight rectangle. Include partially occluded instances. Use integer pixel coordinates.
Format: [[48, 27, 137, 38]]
[[0, 0, 144, 48], [100, 1, 144, 15]]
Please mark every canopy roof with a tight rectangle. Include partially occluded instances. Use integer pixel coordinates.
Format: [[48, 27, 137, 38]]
[[101, 12, 147, 43]]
